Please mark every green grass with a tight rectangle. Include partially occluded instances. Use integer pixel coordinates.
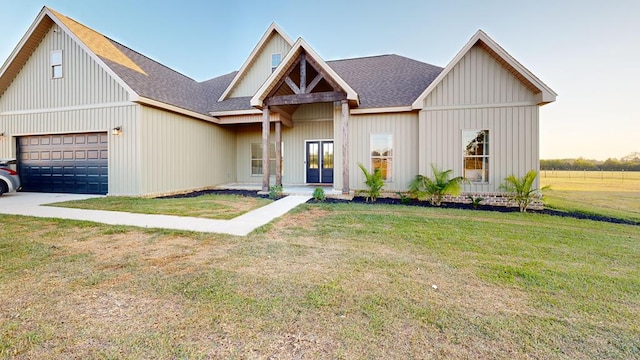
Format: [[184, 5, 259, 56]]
[[1, 201, 638, 359], [541, 170, 640, 222], [47, 193, 272, 220]]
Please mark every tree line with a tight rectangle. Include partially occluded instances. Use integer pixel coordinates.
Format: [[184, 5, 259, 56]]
[[541, 153, 640, 171]]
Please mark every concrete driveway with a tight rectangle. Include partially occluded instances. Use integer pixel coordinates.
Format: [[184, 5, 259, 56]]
[[0, 192, 310, 236]]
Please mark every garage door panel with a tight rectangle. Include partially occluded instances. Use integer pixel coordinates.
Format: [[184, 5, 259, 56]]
[[18, 133, 108, 195]]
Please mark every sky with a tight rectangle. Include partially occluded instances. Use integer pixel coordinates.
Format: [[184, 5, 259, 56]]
[[0, 0, 638, 160]]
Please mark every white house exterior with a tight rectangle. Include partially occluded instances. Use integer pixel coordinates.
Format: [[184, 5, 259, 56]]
[[0, 7, 556, 199]]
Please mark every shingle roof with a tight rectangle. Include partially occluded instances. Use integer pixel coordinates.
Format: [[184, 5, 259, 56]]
[[328, 55, 443, 108], [50, 9, 445, 115]]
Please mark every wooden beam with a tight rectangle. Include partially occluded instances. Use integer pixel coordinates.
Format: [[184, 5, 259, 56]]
[[306, 73, 323, 93], [305, 55, 342, 91], [262, 106, 270, 192], [284, 77, 300, 94], [266, 51, 303, 98], [341, 100, 349, 194], [300, 53, 306, 94], [275, 121, 282, 187], [270, 106, 294, 128], [266, 91, 346, 106]]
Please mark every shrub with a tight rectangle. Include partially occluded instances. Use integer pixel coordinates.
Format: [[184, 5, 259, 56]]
[[499, 170, 548, 212], [467, 194, 485, 209], [408, 164, 466, 206], [313, 187, 326, 202], [358, 163, 384, 202], [269, 184, 283, 200]]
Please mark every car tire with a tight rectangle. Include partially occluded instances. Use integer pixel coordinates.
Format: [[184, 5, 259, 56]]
[[0, 180, 7, 196]]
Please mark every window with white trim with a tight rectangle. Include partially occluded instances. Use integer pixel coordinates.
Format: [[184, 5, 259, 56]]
[[371, 134, 393, 181], [271, 53, 281, 72], [251, 142, 283, 176], [463, 130, 489, 183], [51, 50, 63, 79]]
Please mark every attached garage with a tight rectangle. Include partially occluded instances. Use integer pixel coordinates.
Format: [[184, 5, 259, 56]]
[[18, 133, 108, 194]]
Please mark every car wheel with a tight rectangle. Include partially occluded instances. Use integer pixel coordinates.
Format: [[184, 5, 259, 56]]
[[0, 180, 7, 196]]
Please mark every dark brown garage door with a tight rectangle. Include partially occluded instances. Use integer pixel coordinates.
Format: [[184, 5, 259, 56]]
[[18, 133, 108, 194]]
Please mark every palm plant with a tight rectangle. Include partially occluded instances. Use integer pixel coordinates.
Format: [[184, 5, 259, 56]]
[[358, 163, 384, 202], [500, 170, 548, 212], [408, 164, 465, 206]]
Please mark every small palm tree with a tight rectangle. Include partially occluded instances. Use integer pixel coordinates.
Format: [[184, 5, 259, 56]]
[[500, 170, 548, 212], [358, 163, 384, 202], [408, 164, 466, 206]]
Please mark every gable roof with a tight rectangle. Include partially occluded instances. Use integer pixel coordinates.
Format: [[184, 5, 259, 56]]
[[411, 30, 557, 109], [1, 9, 552, 123], [250, 38, 360, 108], [218, 23, 294, 102]]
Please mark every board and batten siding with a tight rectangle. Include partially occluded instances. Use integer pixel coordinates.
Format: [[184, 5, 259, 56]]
[[138, 106, 236, 196], [346, 112, 419, 192], [419, 106, 539, 193], [0, 104, 141, 195], [234, 119, 333, 184], [419, 43, 541, 192], [423, 44, 538, 108], [0, 23, 129, 112], [229, 33, 293, 98]]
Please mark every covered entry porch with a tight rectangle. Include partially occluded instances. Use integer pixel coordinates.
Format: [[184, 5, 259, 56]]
[[249, 39, 359, 194]]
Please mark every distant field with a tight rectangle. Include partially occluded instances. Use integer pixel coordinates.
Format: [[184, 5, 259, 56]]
[[540, 170, 640, 222]]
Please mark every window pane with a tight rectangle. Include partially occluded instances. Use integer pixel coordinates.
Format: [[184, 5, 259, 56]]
[[51, 50, 62, 65], [371, 134, 392, 181], [371, 134, 392, 157], [251, 160, 263, 175], [52, 65, 62, 79], [323, 143, 333, 169], [308, 143, 319, 169], [251, 143, 262, 159], [372, 158, 392, 181], [463, 130, 488, 156], [464, 156, 489, 182]]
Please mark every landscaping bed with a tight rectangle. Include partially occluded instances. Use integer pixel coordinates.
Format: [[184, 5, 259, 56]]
[[163, 189, 640, 227]]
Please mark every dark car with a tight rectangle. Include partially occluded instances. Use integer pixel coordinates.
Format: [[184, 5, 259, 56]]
[[0, 158, 21, 195]]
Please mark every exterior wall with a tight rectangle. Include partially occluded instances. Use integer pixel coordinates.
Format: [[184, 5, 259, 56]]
[[230, 33, 293, 98], [346, 112, 419, 192], [139, 106, 237, 196], [423, 44, 538, 107], [0, 21, 140, 195], [419, 106, 539, 193], [234, 114, 333, 184], [419, 43, 541, 192], [0, 104, 141, 195], [0, 23, 129, 111]]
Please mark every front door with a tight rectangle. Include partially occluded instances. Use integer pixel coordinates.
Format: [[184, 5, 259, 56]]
[[306, 140, 333, 184]]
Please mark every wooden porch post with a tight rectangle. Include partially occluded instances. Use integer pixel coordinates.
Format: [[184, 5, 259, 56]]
[[275, 121, 282, 186], [262, 106, 270, 192], [341, 99, 349, 194]]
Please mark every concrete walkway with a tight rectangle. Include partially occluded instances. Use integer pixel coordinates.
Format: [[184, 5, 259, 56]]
[[0, 192, 311, 236]]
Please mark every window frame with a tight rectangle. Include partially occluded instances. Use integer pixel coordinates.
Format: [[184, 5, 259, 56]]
[[51, 50, 63, 79], [251, 142, 283, 176], [370, 133, 393, 182], [462, 129, 490, 184], [271, 53, 282, 73]]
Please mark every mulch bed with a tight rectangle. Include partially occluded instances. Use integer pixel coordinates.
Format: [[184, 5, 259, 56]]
[[159, 189, 640, 227]]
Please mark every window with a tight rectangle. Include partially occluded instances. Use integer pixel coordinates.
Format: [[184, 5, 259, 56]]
[[371, 134, 393, 181], [463, 130, 489, 183], [51, 50, 63, 79], [271, 53, 282, 72], [251, 142, 283, 176]]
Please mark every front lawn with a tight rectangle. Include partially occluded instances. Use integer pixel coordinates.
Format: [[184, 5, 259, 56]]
[[47, 193, 272, 220], [1, 203, 638, 358]]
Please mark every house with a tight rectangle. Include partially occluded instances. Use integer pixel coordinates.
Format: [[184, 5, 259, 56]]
[[0, 7, 556, 202]]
